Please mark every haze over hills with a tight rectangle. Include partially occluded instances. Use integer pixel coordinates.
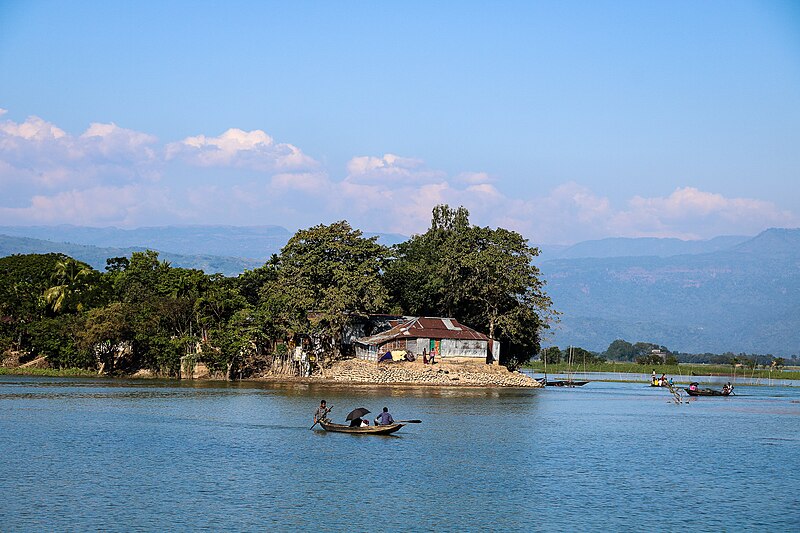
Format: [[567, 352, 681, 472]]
[[539, 235, 751, 260], [0, 225, 407, 261], [0, 234, 262, 276], [0, 225, 292, 260], [1, 224, 797, 356], [540, 228, 800, 356]]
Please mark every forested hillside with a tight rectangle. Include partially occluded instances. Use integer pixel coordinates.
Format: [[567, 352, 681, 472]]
[[0, 235, 262, 276], [541, 228, 800, 355]]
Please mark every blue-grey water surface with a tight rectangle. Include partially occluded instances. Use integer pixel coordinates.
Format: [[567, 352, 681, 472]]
[[1, 376, 798, 531]]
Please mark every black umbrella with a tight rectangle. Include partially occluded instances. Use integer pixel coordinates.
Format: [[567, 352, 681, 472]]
[[346, 407, 370, 421]]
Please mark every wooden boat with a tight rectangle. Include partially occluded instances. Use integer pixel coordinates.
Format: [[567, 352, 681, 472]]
[[319, 421, 405, 435], [537, 378, 589, 387], [537, 346, 590, 387], [684, 387, 731, 397]]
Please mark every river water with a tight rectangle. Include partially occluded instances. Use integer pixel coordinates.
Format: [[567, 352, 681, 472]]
[[1, 376, 798, 531]]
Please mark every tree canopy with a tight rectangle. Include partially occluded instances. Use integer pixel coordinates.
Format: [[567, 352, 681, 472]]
[[385, 205, 554, 369]]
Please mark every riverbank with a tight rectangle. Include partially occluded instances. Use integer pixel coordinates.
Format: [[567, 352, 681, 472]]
[[0, 367, 98, 377], [1, 358, 541, 387], [524, 361, 800, 381]]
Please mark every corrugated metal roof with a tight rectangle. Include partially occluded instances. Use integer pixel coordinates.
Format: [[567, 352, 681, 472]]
[[355, 316, 490, 346]]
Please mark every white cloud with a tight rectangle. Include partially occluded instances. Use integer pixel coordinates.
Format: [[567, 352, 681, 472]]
[[0, 115, 161, 198], [166, 128, 318, 172], [456, 171, 494, 185], [0, 114, 66, 141], [0, 185, 174, 226], [0, 109, 796, 241], [498, 184, 799, 243], [606, 187, 798, 239], [81, 122, 159, 162], [345, 154, 445, 185]]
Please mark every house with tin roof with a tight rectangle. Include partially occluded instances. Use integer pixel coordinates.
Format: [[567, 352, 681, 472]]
[[353, 316, 500, 365]]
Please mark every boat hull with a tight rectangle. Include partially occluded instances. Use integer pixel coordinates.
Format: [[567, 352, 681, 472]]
[[319, 421, 405, 435], [684, 388, 731, 397], [545, 380, 589, 387]]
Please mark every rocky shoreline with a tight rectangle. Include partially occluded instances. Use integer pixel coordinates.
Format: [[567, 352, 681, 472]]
[[311, 359, 542, 387], [2, 354, 542, 387]]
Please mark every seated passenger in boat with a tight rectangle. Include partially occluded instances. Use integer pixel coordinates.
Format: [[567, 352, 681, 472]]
[[722, 382, 734, 394], [374, 407, 394, 425], [349, 417, 363, 427], [689, 382, 698, 391]]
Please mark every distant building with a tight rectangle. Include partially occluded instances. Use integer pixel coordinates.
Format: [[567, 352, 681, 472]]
[[354, 316, 500, 365]]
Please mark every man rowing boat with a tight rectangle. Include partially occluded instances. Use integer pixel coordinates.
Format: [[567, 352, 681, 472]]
[[313, 399, 331, 424]]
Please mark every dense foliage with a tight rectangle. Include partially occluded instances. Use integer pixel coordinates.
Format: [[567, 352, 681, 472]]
[[385, 205, 554, 369], [535, 338, 794, 369], [0, 206, 555, 376]]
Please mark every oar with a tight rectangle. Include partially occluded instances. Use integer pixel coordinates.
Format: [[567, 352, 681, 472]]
[[310, 406, 332, 430], [396, 419, 422, 424]]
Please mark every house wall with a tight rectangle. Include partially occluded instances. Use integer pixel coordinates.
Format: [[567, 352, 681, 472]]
[[440, 339, 487, 359], [355, 337, 488, 361], [355, 338, 416, 360]]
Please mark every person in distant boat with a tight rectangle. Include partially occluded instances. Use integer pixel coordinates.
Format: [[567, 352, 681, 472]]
[[314, 400, 331, 424], [660, 373, 666, 386], [374, 407, 394, 426], [668, 377, 674, 387], [722, 382, 734, 395], [689, 382, 698, 391], [361, 419, 369, 427], [349, 417, 363, 427]]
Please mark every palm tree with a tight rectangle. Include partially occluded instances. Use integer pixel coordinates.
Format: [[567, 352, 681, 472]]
[[43, 258, 93, 313]]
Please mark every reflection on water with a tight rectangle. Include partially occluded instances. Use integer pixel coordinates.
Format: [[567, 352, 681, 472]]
[[1, 376, 799, 531]]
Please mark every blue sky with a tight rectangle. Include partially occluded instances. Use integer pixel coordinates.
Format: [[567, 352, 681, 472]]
[[1, 0, 799, 243]]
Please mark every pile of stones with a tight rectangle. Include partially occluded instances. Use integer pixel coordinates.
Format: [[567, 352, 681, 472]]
[[320, 359, 541, 387]]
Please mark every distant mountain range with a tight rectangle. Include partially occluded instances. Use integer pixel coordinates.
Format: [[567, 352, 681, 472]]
[[0, 234, 263, 277], [0, 224, 407, 262], [540, 228, 800, 356], [1, 224, 798, 356], [537, 235, 751, 260], [0, 224, 292, 261]]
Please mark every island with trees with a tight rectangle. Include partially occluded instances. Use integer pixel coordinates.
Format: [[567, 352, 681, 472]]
[[0, 205, 553, 386]]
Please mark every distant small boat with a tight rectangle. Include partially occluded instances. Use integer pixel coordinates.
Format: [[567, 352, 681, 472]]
[[684, 387, 731, 397], [537, 346, 590, 387], [536, 378, 589, 387], [319, 421, 405, 435]]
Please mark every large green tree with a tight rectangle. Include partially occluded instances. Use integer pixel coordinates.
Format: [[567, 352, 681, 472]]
[[265, 221, 388, 362], [384, 205, 554, 369], [43, 257, 106, 314]]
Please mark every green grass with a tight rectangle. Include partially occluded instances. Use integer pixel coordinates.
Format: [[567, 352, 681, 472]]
[[524, 361, 800, 381], [0, 367, 98, 377]]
